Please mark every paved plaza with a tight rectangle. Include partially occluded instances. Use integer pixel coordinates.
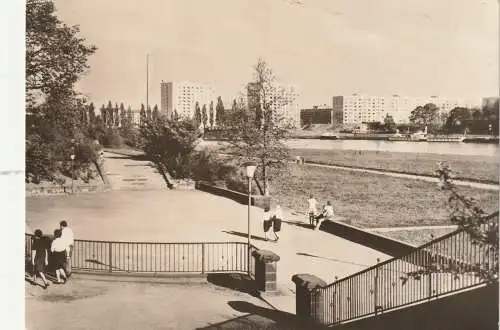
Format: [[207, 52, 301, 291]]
[[26, 188, 390, 314]]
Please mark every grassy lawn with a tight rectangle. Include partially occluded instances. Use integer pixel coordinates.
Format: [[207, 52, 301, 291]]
[[372, 228, 457, 246], [270, 164, 499, 228], [290, 148, 499, 183]]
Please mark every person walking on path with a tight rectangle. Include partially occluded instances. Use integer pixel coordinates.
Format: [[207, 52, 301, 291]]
[[60, 221, 74, 278], [31, 229, 50, 289], [315, 201, 334, 231], [271, 205, 283, 242], [263, 207, 273, 241], [307, 194, 318, 226], [50, 229, 68, 284]]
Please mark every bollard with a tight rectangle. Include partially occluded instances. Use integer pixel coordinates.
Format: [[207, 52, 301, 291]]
[[292, 274, 327, 324], [252, 250, 280, 292]]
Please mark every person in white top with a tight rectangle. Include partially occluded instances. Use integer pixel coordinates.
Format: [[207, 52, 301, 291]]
[[307, 195, 318, 226], [51, 229, 68, 283], [60, 221, 74, 277], [271, 205, 283, 242], [315, 201, 334, 231]]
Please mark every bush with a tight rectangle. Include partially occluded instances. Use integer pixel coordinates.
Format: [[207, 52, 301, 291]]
[[100, 128, 123, 148], [188, 151, 233, 183]]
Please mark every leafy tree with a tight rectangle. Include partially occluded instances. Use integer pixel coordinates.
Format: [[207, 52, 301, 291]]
[[472, 108, 483, 120], [409, 103, 440, 132], [100, 104, 106, 126], [146, 106, 152, 121], [209, 101, 214, 128], [139, 104, 146, 125], [173, 108, 179, 121], [119, 103, 126, 128], [140, 117, 200, 179], [194, 102, 202, 128], [202, 104, 208, 130], [126, 106, 133, 128], [383, 113, 397, 133], [114, 103, 119, 127], [26, 0, 96, 106], [88, 102, 96, 125], [482, 98, 499, 121], [445, 107, 472, 133], [223, 58, 291, 195], [215, 96, 224, 126], [25, 0, 98, 183], [152, 104, 159, 122], [106, 101, 114, 128]]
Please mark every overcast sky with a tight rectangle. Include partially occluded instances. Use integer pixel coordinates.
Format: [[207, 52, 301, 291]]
[[54, 0, 498, 108]]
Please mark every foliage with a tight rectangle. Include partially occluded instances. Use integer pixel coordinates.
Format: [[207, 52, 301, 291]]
[[383, 113, 397, 133], [26, 0, 96, 106], [140, 117, 201, 179], [188, 151, 234, 183], [409, 103, 440, 132], [202, 104, 208, 130], [101, 128, 124, 148], [216, 96, 225, 126], [152, 104, 159, 121], [209, 101, 214, 128], [25, 0, 99, 184], [194, 102, 202, 129], [222, 58, 291, 195]]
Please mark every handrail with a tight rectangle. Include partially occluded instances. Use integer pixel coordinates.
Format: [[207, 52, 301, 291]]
[[316, 211, 498, 325]]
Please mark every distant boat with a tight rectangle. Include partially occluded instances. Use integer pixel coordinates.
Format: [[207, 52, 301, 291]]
[[388, 131, 427, 142], [319, 132, 338, 140]]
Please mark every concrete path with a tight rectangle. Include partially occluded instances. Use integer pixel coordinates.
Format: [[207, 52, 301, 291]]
[[368, 225, 458, 232], [27, 189, 391, 315], [305, 162, 499, 191]]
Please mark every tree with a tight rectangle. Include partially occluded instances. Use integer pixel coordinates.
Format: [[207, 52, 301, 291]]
[[194, 102, 202, 128], [409, 103, 440, 132], [173, 109, 179, 121], [119, 103, 126, 128], [26, 0, 96, 106], [88, 102, 96, 125], [100, 104, 106, 126], [215, 96, 224, 126], [383, 113, 397, 133], [152, 104, 159, 122], [209, 101, 214, 128], [114, 103, 119, 127], [26, 0, 98, 183], [202, 104, 208, 130], [140, 117, 200, 179], [146, 106, 152, 121], [106, 101, 114, 128], [223, 58, 291, 195], [445, 107, 472, 133], [126, 106, 133, 128], [139, 104, 146, 125]]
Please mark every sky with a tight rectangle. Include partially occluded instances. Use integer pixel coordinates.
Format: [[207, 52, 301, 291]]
[[54, 0, 498, 109]]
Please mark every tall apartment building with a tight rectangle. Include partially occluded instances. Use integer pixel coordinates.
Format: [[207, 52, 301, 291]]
[[160, 81, 216, 119], [247, 83, 300, 126], [334, 94, 481, 125]]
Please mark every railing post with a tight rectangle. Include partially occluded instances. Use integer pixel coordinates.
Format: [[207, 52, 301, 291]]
[[201, 243, 205, 274], [108, 242, 113, 273], [428, 252, 432, 300], [374, 258, 379, 316]]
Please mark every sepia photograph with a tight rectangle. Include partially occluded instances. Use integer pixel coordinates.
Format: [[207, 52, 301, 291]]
[[22, 0, 498, 329]]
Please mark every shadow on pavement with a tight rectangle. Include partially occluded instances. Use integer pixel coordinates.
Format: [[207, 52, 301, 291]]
[[196, 300, 323, 329], [282, 220, 314, 230], [222, 230, 270, 242], [207, 273, 260, 298]]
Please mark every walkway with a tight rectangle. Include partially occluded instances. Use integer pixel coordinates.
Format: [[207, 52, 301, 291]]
[[305, 162, 499, 191], [27, 188, 390, 314]]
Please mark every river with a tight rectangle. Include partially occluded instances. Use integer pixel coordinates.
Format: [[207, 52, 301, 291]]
[[285, 139, 499, 157]]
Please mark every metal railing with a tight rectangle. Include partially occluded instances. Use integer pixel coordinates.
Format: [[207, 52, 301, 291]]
[[313, 211, 499, 326], [25, 234, 256, 275]]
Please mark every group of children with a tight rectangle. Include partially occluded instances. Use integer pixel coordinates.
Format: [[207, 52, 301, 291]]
[[30, 221, 74, 289]]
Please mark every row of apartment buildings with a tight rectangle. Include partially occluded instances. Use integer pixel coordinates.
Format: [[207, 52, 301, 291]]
[[158, 81, 301, 126], [301, 94, 482, 126]]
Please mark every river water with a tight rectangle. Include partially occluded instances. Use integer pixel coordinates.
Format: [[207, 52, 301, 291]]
[[286, 139, 499, 157]]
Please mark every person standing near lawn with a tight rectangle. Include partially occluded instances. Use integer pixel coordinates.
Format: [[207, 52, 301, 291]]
[[263, 207, 273, 241], [271, 205, 283, 242], [60, 220, 74, 277], [307, 194, 318, 226], [315, 201, 334, 231], [51, 229, 68, 284], [31, 229, 50, 289]]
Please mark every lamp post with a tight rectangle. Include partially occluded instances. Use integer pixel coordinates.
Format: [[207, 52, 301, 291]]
[[244, 162, 257, 274], [70, 154, 75, 193]]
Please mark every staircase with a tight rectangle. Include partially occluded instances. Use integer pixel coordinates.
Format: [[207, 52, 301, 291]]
[[102, 150, 169, 190]]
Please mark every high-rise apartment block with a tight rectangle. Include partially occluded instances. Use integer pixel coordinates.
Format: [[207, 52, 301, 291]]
[[333, 94, 481, 125], [247, 83, 300, 126], [160, 81, 216, 119]]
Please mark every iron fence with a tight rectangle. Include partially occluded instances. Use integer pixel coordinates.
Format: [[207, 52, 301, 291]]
[[25, 234, 256, 275], [313, 211, 499, 326]]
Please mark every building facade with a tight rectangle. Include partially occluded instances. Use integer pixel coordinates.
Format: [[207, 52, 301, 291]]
[[300, 105, 332, 126], [334, 94, 481, 125], [247, 83, 300, 126], [160, 81, 216, 120]]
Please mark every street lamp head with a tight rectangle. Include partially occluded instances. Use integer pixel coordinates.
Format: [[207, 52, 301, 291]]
[[243, 162, 258, 179]]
